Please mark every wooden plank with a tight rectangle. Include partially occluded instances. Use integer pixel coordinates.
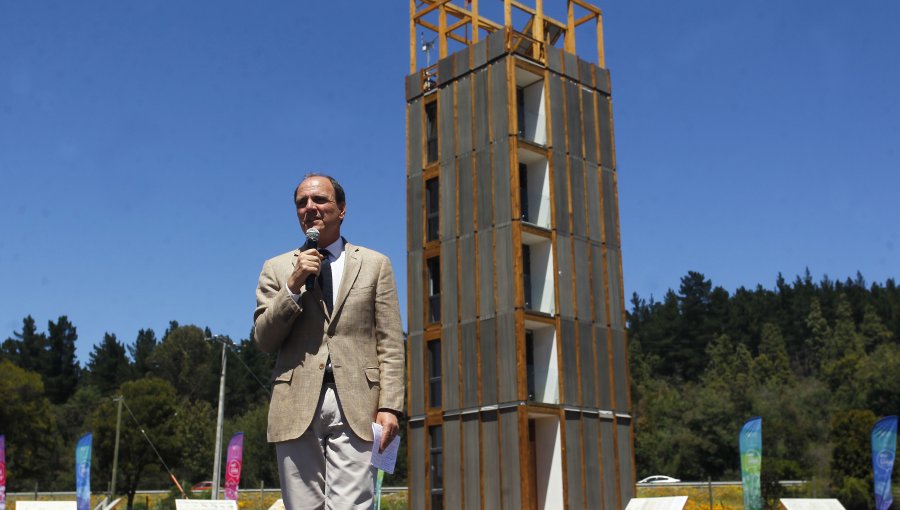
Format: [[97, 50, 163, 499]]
[[440, 159, 457, 241], [408, 99, 424, 177], [581, 88, 598, 166], [590, 242, 609, 327], [597, 94, 614, 169], [578, 320, 596, 407], [583, 413, 603, 508], [560, 318, 579, 405], [550, 151, 569, 236], [409, 175, 423, 251], [492, 139, 512, 227], [457, 75, 473, 155], [616, 416, 635, 507], [611, 327, 629, 413], [408, 331, 425, 417], [459, 234, 477, 320], [444, 417, 462, 509], [473, 70, 490, 150], [601, 166, 619, 249], [477, 230, 495, 318], [442, 323, 460, 410], [556, 234, 574, 318], [408, 250, 424, 333], [564, 411, 585, 509], [409, 421, 427, 510], [547, 74, 567, 152], [490, 58, 509, 143], [475, 148, 492, 230], [495, 224, 515, 313], [458, 156, 475, 236], [442, 239, 459, 324], [479, 317, 498, 404], [595, 324, 613, 411], [599, 417, 618, 510], [482, 411, 501, 509], [606, 246, 624, 330], [573, 237, 591, 321], [439, 85, 456, 165], [497, 312, 518, 402], [565, 80, 583, 159], [463, 413, 481, 509], [586, 163, 602, 242], [500, 408, 522, 510], [569, 157, 586, 237], [460, 321, 478, 407]]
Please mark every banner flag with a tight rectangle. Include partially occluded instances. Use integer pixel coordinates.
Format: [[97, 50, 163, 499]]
[[1, 435, 6, 510], [75, 433, 92, 510], [739, 417, 763, 510], [872, 415, 898, 510], [223, 433, 244, 501]]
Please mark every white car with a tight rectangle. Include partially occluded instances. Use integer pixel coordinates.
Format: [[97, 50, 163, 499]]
[[637, 475, 681, 484]]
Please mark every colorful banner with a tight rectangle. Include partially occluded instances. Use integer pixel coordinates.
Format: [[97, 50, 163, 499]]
[[872, 415, 898, 510], [0, 435, 6, 510], [739, 417, 763, 510], [75, 433, 92, 510], [223, 433, 244, 501]]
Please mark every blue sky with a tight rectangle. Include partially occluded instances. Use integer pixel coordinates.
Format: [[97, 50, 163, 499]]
[[1, 1, 898, 363]]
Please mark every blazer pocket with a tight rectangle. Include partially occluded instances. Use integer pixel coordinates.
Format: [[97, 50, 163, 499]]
[[272, 367, 294, 384], [365, 367, 380, 385]]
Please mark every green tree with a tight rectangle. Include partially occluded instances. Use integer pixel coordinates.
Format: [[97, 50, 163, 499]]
[[0, 359, 62, 491], [170, 398, 215, 485], [93, 378, 182, 510], [753, 323, 793, 387], [86, 333, 131, 395], [1, 315, 48, 372], [148, 325, 217, 403], [225, 403, 280, 488], [45, 316, 81, 404], [128, 328, 158, 379], [830, 409, 876, 510], [804, 298, 831, 375]]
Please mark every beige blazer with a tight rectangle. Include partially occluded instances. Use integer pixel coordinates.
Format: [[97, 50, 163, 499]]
[[253, 241, 404, 442]]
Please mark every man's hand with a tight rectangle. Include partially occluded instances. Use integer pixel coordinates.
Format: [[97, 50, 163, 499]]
[[287, 249, 324, 294], [376, 411, 400, 453]]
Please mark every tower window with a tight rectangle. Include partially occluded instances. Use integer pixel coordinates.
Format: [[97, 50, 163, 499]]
[[426, 177, 439, 242], [427, 340, 442, 408], [427, 256, 441, 324], [425, 101, 438, 164]]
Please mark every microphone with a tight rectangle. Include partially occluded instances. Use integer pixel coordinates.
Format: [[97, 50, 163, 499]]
[[305, 227, 319, 291]]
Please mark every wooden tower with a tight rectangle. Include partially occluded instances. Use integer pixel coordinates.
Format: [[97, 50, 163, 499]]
[[405, 1, 633, 508]]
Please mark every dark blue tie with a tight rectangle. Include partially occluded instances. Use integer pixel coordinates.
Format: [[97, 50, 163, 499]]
[[318, 249, 333, 314]]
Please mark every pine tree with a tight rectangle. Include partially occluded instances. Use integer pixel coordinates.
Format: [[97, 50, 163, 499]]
[[44, 316, 80, 404]]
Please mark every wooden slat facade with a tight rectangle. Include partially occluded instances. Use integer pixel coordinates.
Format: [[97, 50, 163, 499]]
[[407, 2, 633, 508]]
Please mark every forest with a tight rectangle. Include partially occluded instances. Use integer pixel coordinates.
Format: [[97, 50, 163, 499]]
[[1, 270, 898, 509]]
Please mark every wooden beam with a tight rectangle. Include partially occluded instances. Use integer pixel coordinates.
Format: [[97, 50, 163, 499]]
[[565, 1, 576, 53], [414, 0, 449, 20], [510, 0, 536, 16], [439, 4, 448, 59], [597, 12, 605, 67], [447, 17, 470, 35], [574, 13, 596, 27], [410, 0, 417, 73], [571, 0, 602, 15]]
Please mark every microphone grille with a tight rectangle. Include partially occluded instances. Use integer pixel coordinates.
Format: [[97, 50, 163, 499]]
[[305, 227, 320, 243]]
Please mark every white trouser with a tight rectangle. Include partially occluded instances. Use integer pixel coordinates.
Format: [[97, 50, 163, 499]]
[[275, 383, 375, 510]]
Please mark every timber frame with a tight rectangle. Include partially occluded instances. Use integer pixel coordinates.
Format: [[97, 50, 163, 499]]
[[406, 1, 634, 508]]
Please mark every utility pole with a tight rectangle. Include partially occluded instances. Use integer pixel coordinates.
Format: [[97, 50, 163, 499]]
[[209, 335, 230, 500], [109, 396, 123, 502]]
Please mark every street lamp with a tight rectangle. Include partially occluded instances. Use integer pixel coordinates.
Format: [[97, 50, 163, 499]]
[[208, 335, 232, 500]]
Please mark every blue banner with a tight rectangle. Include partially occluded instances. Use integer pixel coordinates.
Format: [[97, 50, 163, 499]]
[[739, 417, 763, 510], [75, 433, 92, 510], [872, 416, 897, 510]]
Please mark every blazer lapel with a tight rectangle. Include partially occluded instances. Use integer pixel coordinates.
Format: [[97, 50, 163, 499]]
[[333, 241, 361, 317]]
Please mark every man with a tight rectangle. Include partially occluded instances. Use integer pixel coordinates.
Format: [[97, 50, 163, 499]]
[[254, 173, 404, 509]]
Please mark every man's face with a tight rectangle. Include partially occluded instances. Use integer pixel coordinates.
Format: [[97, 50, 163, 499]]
[[295, 177, 346, 246]]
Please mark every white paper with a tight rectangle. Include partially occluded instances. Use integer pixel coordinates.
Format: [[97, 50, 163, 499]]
[[370, 422, 401, 474]]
